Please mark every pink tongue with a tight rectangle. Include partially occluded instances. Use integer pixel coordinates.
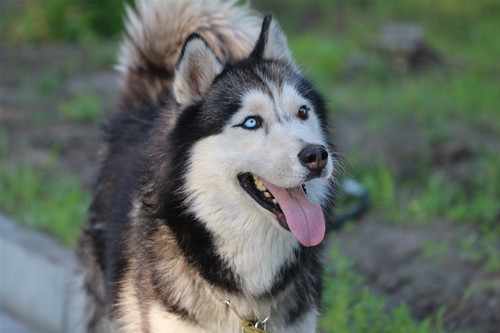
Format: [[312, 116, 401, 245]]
[[262, 179, 325, 247]]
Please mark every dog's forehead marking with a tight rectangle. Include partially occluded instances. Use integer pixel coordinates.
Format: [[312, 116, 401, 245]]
[[241, 90, 272, 116], [277, 84, 311, 119], [238, 82, 312, 123]]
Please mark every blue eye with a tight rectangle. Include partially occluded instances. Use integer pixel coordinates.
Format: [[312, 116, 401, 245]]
[[241, 116, 261, 130], [244, 118, 257, 128]]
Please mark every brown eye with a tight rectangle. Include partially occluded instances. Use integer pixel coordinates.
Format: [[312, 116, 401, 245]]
[[298, 105, 309, 120]]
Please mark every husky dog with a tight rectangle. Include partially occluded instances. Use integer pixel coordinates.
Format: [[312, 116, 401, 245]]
[[78, 0, 337, 332]]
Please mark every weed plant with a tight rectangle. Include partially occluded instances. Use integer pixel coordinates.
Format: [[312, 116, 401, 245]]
[[320, 241, 445, 333], [2, 0, 132, 43], [58, 92, 102, 123], [0, 152, 90, 246]]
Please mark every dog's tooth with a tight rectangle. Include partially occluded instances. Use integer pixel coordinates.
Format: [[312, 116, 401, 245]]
[[271, 199, 278, 204], [264, 191, 271, 198], [254, 178, 267, 191], [256, 182, 266, 191]]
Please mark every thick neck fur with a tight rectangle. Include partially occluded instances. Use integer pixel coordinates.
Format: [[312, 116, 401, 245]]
[[143, 138, 307, 296], [134, 127, 325, 331], [137, 187, 323, 333], [183, 136, 302, 296]]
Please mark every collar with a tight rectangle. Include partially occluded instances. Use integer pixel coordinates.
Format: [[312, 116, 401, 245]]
[[210, 288, 269, 332]]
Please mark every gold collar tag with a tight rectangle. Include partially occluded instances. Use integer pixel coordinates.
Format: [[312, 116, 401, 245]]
[[241, 318, 268, 333]]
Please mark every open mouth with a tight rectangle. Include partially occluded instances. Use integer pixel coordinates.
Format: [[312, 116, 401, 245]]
[[237, 172, 289, 229], [237, 172, 326, 247]]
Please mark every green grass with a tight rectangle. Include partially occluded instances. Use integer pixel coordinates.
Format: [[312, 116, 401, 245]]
[[37, 69, 65, 97], [346, 153, 500, 274], [320, 241, 445, 333], [58, 92, 103, 123], [0, 159, 90, 246], [290, 35, 359, 88], [326, 70, 500, 134], [1, 0, 131, 43], [460, 232, 500, 274]]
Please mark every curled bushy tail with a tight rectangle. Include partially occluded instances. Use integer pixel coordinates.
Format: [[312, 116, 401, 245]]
[[116, 0, 261, 106]]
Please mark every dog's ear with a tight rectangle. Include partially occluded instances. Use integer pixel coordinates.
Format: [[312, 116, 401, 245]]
[[251, 15, 295, 67], [173, 34, 223, 107]]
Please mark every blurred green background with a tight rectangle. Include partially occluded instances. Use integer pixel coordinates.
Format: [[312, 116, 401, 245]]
[[1, 0, 499, 332]]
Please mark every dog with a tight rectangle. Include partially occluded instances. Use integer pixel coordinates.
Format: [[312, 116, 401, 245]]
[[78, 0, 337, 332]]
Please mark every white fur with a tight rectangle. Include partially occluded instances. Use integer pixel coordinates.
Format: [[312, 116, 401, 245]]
[[114, 277, 142, 333], [227, 86, 333, 188], [149, 302, 213, 333], [183, 85, 334, 296], [185, 133, 300, 295]]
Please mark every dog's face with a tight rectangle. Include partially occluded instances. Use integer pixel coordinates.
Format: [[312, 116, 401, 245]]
[[171, 16, 334, 247]]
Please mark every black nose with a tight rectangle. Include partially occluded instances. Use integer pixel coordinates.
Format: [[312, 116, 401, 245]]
[[298, 145, 328, 175]]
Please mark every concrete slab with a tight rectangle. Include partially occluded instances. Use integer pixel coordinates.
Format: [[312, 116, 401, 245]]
[[0, 310, 41, 333], [0, 213, 85, 333]]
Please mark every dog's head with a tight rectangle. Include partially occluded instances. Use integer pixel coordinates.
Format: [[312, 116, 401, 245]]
[[170, 15, 335, 247]]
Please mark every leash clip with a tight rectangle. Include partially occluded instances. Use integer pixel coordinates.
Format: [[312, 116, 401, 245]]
[[256, 316, 269, 330], [240, 316, 269, 333]]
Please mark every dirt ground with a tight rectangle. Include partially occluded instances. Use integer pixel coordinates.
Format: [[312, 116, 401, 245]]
[[1, 44, 498, 332]]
